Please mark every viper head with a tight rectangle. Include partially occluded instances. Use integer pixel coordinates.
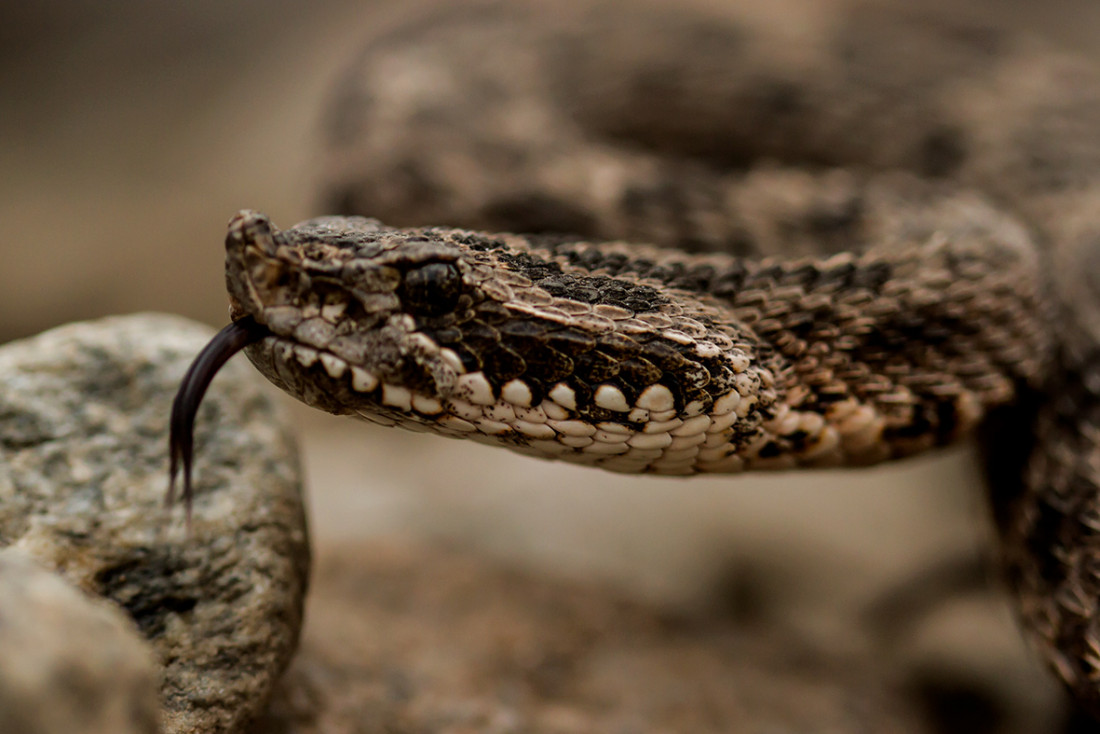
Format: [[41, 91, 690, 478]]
[[223, 210, 488, 415], [220, 209, 769, 424], [170, 209, 781, 517]]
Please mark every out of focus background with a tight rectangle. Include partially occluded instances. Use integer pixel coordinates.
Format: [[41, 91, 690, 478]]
[[5, 0, 1100, 728]]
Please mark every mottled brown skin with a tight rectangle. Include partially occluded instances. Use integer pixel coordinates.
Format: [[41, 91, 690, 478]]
[[185, 0, 1100, 718]]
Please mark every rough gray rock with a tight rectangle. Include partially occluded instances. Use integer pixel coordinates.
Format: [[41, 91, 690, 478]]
[[0, 549, 161, 734], [0, 313, 311, 734]]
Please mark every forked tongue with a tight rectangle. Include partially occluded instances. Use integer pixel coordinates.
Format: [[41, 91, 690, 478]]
[[168, 316, 267, 525]]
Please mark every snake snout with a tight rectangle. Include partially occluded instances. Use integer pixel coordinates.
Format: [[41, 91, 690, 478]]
[[224, 210, 294, 324], [226, 210, 277, 254]]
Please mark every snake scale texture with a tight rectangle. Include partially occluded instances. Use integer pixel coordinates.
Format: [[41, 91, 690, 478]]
[[170, 0, 1100, 717]]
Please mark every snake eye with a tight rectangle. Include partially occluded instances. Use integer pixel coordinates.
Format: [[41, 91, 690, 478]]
[[400, 262, 462, 316]]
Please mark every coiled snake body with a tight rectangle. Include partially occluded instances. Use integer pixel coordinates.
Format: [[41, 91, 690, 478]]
[[171, 0, 1100, 717]]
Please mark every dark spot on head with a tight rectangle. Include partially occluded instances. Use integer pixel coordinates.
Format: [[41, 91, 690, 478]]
[[497, 251, 563, 281], [399, 262, 462, 316], [544, 274, 667, 312], [556, 246, 631, 275], [538, 274, 602, 303], [451, 232, 507, 251], [498, 251, 669, 312]]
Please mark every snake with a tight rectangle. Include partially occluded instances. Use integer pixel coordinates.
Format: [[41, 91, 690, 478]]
[[168, 0, 1100, 718]]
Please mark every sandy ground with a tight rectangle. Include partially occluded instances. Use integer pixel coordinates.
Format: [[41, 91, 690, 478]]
[[6, 0, 1100, 729]]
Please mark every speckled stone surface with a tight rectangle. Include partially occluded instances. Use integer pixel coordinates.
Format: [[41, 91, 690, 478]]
[[0, 313, 311, 734], [0, 548, 161, 734]]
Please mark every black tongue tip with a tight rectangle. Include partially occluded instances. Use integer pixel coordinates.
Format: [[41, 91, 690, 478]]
[[167, 316, 268, 525]]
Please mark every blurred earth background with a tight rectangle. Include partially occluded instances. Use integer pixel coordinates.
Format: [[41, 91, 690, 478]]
[[5, 0, 1100, 730]]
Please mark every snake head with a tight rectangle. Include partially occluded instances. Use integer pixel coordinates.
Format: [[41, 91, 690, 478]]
[[215, 210, 783, 475], [223, 210, 485, 417], [172, 210, 487, 518]]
